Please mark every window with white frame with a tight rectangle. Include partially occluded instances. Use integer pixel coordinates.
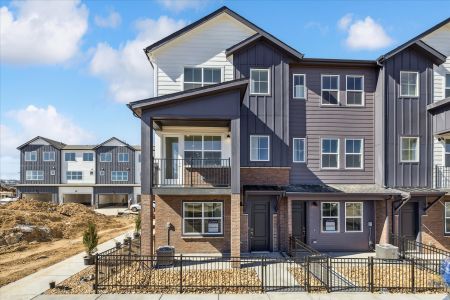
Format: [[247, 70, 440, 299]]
[[446, 74, 450, 98], [250, 69, 270, 95], [83, 153, 94, 161], [111, 171, 128, 181], [293, 138, 306, 162], [345, 202, 363, 232], [65, 152, 76, 161], [321, 202, 339, 232], [25, 151, 37, 161], [445, 202, 450, 234], [321, 138, 339, 169], [43, 151, 55, 161], [293, 74, 306, 99], [118, 153, 129, 162], [26, 170, 44, 180], [345, 139, 363, 169], [183, 67, 221, 90], [321, 75, 339, 105], [445, 139, 450, 167], [400, 137, 419, 162], [66, 171, 82, 180], [250, 135, 270, 161], [100, 152, 112, 162], [400, 71, 419, 97], [183, 202, 223, 235], [184, 135, 221, 166], [346, 75, 364, 106]]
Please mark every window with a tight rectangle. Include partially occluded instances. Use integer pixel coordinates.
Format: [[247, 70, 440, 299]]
[[26, 170, 44, 180], [321, 75, 339, 105], [100, 152, 112, 162], [250, 135, 270, 161], [118, 153, 129, 162], [183, 202, 223, 235], [184, 135, 222, 166], [65, 152, 76, 161], [183, 67, 221, 90], [400, 137, 419, 162], [83, 153, 94, 161], [321, 202, 339, 232], [345, 202, 363, 232], [446, 74, 450, 98], [25, 151, 37, 161], [43, 151, 55, 161], [445, 140, 450, 167], [293, 138, 306, 163], [346, 75, 364, 106], [345, 139, 363, 169], [250, 69, 270, 95], [293, 74, 306, 99], [400, 71, 419, 97], [445, 202, 450, 234], [321, 138, 339, 169], [66, 171, 82, 180], [111, 171, 128, 181]]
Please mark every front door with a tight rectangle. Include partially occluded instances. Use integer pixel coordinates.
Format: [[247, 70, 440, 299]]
[[292, 201, 306, 242], [250, 198, 271, 251], [401, 202, 419, 240]]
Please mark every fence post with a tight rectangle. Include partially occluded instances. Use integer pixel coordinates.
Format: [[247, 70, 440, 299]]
[[94, 254, 99, 294], [305, 256, 310, 293], [179, 254, 183, 294], [411, 258, 415, 293], [369, 256, 374, 293], [326, 257, 331, 293], [261, 256, 265, 293]]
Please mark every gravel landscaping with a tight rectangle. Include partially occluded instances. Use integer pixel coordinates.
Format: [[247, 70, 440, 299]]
[[288, 267, 326, 292]]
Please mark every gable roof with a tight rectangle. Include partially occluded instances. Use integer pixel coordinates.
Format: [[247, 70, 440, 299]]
[[94, 137, 137, 150], [144, 6, 303, 60], [17, 136, 66, 150]]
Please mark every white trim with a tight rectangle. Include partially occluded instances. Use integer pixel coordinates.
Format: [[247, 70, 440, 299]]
[[83, 152, 94, 161], [118, 152, 129, 163], [345, 202, 364, 233], [25, 151, 37, 162], [345, 75, 365, 107], [111, 171, 129, 181], [25, 170, 44, 181], [100, 152, 112, 162], [182, 202, 223, 236], [42, 151, 55, 162], [66, 171, 83, 181], [250, 135, 270, 162], [320, 138, 340, 169], [182, 66, 223, 91], [250, 68, 271, 95], [445, 202, 450, 234], [445, 73, 450, 99], [344, 138, 364, 170], [400, 136, 420, 163], [321, 74, 340, 105], [321, 202, 340, 233], [399, 71, 419, 98], [293, 74, 306, 99], [292, 138, 306, 163]]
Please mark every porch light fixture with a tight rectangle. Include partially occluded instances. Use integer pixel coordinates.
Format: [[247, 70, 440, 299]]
[[226, 133, 231, 142]]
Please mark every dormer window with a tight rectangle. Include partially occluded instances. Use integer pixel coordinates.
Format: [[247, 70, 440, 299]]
[[183, 67, 221, 90]]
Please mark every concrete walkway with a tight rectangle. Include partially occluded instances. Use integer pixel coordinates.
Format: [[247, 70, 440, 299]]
[[0, 230, 134, 300]]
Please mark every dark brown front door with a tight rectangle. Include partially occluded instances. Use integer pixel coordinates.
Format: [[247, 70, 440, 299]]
[[292, 201, 306, 242], [401, 202, 419, 240], [250, 198, 271, 251]]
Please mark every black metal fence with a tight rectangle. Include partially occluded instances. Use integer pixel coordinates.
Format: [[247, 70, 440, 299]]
[[436, 165, 450, 189]]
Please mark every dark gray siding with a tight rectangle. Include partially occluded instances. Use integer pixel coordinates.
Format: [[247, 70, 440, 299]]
[[384, 47, 435, 188], [233, 40, 292, 167], [20, 144, 61, 184], [289, 65, 377, 184], [96, 146, 135, 184], [17, 186, 59, 203], [432, 106, 450, 134]]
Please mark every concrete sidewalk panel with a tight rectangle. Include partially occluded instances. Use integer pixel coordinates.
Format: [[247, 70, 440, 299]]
[[219, 294, 269, 300], [99, 294, 162, 300], [33, 295, 100, 300], [267, 292, 312, 300], [163, 295, 218, 300]]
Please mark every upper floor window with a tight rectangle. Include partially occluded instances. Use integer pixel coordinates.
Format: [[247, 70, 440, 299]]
[[445, 202, 450, 234], [25, 151, 37, 161], [345, 139, 363, 169], [346, 75, 364, 106], [66, 171, 82, 180], [100, 152, 112, 162], [400, 137, 419, 162], [183, 67, 221, 90], [345, 202, 363, 232], [250, 135, 270, 162], [118, 153, 129, 162], [321, 75, 339, 105], [26, 170, 44, 180], [65, 152, 76, 161], [321, 138, 339, 169], [184, 135, 221, 166], [445, 139, 450, 167], [83, 153, 94, 161], [321, 202, 339, 233], [293, 74, 306, 99], [293, 138, 306, 163], [250, 69, 270, 95], [445, 74, 450, 98], [112, 171, 128, 181], [400, 71, 419, 97], [43, 151, 55, 161]]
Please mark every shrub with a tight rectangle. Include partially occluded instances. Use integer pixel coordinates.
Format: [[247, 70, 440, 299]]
[[135, 213, 141, 233], [83, 221, 98, 256]]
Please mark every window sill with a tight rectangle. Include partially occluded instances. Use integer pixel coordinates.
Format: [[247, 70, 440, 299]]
[[182, 235, 224, 239]]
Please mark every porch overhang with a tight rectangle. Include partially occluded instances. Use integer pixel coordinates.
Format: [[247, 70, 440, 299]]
[[427, 97, 450, 135]]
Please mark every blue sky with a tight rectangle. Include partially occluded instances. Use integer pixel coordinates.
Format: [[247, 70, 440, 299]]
[[1, 0, 449, 179]]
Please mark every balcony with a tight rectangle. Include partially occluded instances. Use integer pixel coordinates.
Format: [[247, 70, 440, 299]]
[[435, 166, 450, 189], [153, 158, 231, 188]]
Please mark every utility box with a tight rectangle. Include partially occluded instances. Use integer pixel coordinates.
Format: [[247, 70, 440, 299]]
[[375, 244, 399, 259], [156, 246, 175, 267]]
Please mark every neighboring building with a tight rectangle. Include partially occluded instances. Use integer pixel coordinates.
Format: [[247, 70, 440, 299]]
[[16, 136, 141, 208]]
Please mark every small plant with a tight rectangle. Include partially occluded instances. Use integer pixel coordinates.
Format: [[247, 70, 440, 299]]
[[135, 213, 141, 233], [83, 222, 98, 256]]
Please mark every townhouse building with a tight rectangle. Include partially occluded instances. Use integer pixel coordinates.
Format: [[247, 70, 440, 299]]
[[16, 136, 141, 208]]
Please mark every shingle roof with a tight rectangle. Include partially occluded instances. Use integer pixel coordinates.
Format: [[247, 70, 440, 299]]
[[285, 184, 402, 195], [17, 136, 66, 150]]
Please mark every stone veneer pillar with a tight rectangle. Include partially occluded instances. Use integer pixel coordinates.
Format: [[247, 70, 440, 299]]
[[140, 194, 154, 255], [231, 193, 241, 267]]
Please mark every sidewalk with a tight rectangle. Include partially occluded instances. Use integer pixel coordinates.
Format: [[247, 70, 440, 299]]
[[0, 230, 134, 300]]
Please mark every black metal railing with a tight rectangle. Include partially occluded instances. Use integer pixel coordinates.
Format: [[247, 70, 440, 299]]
[[436, 165, 450, 188], [288, 235, 322, 257], [152, 158, 231, 188]]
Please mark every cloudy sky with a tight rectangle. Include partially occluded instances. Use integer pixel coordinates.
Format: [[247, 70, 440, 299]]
[[1, 0, 449, 179]]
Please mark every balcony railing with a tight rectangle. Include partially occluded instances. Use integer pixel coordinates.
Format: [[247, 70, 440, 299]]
[[153, 158, 231, 188], [435, 165, 450, 189]]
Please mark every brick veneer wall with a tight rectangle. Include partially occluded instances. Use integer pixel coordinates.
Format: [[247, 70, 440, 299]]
[[141, 194, 154, 255], [278, 198, 288, 252], [240, 168, 290, 187], [375, 198, 393, 244], [240, 211, 249, 252], [421, 197, 450, 250]]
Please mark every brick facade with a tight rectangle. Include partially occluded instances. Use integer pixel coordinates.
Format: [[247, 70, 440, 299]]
[[375, 198, 393, 244], [140, 194, 154, 255], [421, 197, 450, 250], [240, 168, 290, 187]]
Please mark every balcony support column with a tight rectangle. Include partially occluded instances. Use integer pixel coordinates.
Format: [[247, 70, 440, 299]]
[[230, 117, 241, 265], [141, 113, 154, 255]]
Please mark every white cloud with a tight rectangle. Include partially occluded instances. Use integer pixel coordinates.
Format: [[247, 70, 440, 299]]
[[89, 16, 186, 103], [157, 0, 208, 12], [339, 15, 393, 50], [95, 10, 121, 28], [0, 0, 88, 65]]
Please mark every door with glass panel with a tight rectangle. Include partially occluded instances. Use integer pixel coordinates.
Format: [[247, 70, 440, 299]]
[[163, 136, 181, 185]]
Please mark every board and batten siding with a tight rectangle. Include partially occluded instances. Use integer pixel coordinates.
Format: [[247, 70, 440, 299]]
[[20, 144, 61, 184], [152, 13, 255, 96], [96, 146, 135, 184], [289, 65, 377, 184]]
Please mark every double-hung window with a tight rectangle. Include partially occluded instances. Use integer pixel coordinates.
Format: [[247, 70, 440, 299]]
[[445, 202, 450, 234], [83, 153, 94, 161], [65, 152, 76, 161], [293, 138, 306, 163], [321, 75, 339, 105], [25, 151, 37, 161], [321, 138, 339, 169], [43, 151, 55, 161], [250, 69, 270, 95], [111, 171, 128, 181], [100, 152, 112, 162], [345, 139, 363, 169], [293, 74, 306, 99], [26, 170, 44, 180], [250, 135, 270, 162], [346, 75, 364, 106], [184, 135, 221, 166], [66, 171, 82, 180], [345, 202, 363, 232], [445, 139, 450, 167], [400, 137, 419, 162], [321, 202, 339, 232], [183, 202, 223, 235], [446, 74, 450, 98], [400, 71, 419, 97], [118, 153, 129, 162], [183, 67, 221, 90]]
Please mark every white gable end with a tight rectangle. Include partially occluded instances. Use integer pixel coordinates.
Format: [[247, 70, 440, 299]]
[[422, 23, 450, 56], [30, 138, 50, 145], [102, 139, 128, 147]]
